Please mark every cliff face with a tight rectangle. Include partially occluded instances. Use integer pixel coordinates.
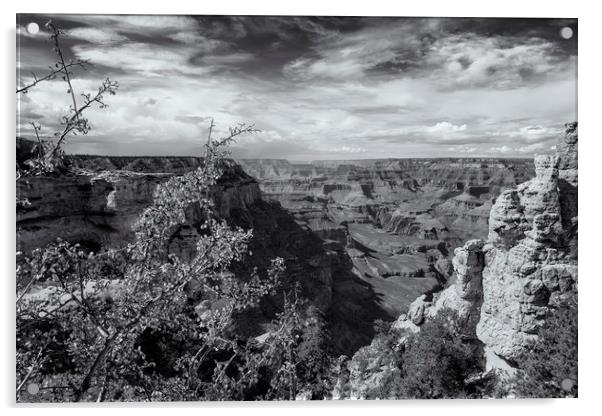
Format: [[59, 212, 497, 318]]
[[16, 157, 385, 355], [390, 122, 578, 364], [477, 123, 578, 362], [16, 164, 260, 254], [236, 157, 534, 321], [240, 158, 534, 245]]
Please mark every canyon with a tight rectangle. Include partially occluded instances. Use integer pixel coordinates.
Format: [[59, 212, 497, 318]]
[[395, 123, 578, 360], [342, 122, 578, 396], [237, 157, 535, 319], [17, 142, 538, 357]]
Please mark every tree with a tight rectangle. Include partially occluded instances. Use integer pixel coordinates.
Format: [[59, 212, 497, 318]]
[[295, 305, 335, 399], [16, 122, 288, 402], [16, 20, 118, 179], [15, 21, 325, 402], [513, 299, 578, 398], [397, 309, 483, 399]]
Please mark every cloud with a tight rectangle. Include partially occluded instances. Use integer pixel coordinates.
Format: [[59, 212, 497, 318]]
[[67, 27, 127, 44], [517, 142, 549, 153], [167, 31, 226, 50], [425, 122, 468, 136], [282, 20, 428, 81], [72, 42, 208, 76], [515, 125, 562, 142], [61, 15, 199, 36], [140, 97, 156, 106], [488, 145, 512, 154], [339, 145, 366, 154], [427, 34, 574, 90], [282, 19, 574, 93], [16, 15, 577, 159]]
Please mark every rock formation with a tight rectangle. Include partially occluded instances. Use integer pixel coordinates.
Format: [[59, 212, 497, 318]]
[[391, 122, 578, 364], [238, 157, 534, 320], [16, 155, 385, 355], [393, 239, 485, 336], [477, 125, 578, 361]]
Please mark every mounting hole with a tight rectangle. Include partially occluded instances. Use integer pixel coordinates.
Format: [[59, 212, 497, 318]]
[[27, 383, 40, 395], [561, 378, 576, 391], [26, 22, 39, 35], [560, 27, 573, 40]]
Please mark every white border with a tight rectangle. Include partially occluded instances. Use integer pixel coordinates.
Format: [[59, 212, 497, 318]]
[[2, 1, 600, 415]]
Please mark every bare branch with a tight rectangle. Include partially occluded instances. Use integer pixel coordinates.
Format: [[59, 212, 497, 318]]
[[46, 21, 80, 120], [48, 78, 119, 160], [16, 60, 89, 94], [16, 347, 44, 398], [16, 20, 118, 180]]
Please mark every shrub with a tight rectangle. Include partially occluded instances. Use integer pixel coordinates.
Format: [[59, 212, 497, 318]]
[[513, 299, 578, 398], [397, 308, 483, 399], [16, 124, 292, 402]]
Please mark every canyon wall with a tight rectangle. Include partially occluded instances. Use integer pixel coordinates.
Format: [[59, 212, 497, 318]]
[[238, 157, 534, 319], [335, 123, 577, 397], [16, 155, 384, 355], [16, 145, 546, 359], [392, 122, 578, 364]]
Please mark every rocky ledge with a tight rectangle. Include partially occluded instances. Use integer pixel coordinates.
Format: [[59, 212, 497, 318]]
[[16, 153, 387, 355], [392, 122, 578, 364]]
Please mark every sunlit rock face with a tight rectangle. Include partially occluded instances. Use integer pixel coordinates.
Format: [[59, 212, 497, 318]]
[[476, 123, 578, 362], [557, 121, 578, 258], [239, 158, 534, 317], [434, 239, 485, 336], [16, 163, 261, 255], [16, 155, 383, 355], [392, 239, 486, 337], [388, 122, 578, 364]]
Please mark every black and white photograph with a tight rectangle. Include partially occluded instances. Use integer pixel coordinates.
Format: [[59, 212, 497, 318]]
[[15, 12, 578, 403]]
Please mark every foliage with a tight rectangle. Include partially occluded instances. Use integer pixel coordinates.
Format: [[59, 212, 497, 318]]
[[16, 20, 118, 179], [15, 123, 303, 402], [295, 305, 336, 399], [15, 21, 329, 402], [345, 328, 404, 400], [513, 299, 578, 398], [329, 309, 490, 400], [397, 309, 483, 399]]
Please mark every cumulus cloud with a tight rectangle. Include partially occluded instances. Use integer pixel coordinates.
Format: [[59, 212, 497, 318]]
[[488, 145, 512, 154], [424, 122, 468, 137], [16, 15, 577, 158]]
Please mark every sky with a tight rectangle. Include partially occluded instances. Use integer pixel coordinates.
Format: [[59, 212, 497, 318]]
[[16, 15, 577, 160]]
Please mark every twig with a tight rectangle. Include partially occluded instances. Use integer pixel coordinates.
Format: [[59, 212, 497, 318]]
[[47, 21, 80, 121], [16, 61, 89, 94], [16, 347, 44, 398]]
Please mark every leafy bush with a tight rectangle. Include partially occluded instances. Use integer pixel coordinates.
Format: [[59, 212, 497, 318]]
[[15, 125, 304, 402], [16, 21, 324, 402], [513, 299, 578, 398], [397, 309, 484, 399], [295, 305, 336, 399]]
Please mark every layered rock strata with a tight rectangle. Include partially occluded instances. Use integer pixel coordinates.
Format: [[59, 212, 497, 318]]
[[391, 122, 578, 363], [16, 157, 386, 355], [238, 158, 534, 320]]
